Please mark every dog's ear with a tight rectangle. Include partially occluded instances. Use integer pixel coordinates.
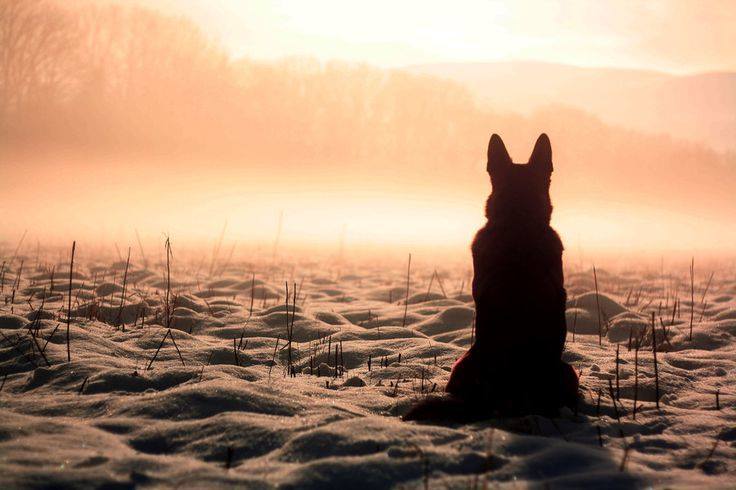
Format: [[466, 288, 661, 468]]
[[528, 133, 552, 175], [487, 134, 511, 178]]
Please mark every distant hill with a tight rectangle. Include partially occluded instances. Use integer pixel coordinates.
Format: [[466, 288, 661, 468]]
[[406, 61, 736, 153]]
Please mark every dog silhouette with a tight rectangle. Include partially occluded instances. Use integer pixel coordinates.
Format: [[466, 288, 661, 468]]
[[405, 134, 578, 421]]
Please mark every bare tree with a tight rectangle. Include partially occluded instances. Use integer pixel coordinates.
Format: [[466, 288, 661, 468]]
[[0, 0, 78, 124]]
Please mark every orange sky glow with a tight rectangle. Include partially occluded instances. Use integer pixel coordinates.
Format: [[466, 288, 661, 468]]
[[149, 0, 736, 73]]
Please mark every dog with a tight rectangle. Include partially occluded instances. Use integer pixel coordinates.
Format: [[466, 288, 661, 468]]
[[404, 134, 578, 422]]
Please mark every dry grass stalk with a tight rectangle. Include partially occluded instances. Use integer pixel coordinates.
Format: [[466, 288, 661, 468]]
[[146, 328, 184, 369], [199, 351, 214, 382], [689, 257, 694, 341], [651, 312, 660, 409], [27, 286, 47, 337], [164, 237, 173, 329], [169, 331, 185, 366], [607, 379, 621, 421], [593, 265, 602, 346], [435, 270, 447, 298], [268, 337, 280, 377], [327, 335, 332, 367], [66, 241, 75, 362], [698, 300, 707, 322], [699, 270, 714, 307], [658, 317, 673, 350], [401, 253, 411, 328], [249, 273, 255, 317], [333, 342, 339, 377], [571, 295, 578, 343], [0, 261, 5, 294], [7, 229, 26, 274], [286, 281, 298, 375], [40, 323, 61, 354], [0, 331, 37, 367], [209, 221, 227, 278], [424, 271, 435, 302], [615, 345, 620, 400], [116, 247, 131, 328], [237, 322, 249, 350], [27, 328, 50, 367], [12, 259, 24, 300], [633, 338, 639, 419]]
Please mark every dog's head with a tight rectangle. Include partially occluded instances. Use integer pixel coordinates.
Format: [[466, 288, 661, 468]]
[[485, 133, 553, 227]]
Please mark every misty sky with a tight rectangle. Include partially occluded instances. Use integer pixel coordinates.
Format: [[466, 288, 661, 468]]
[[147, 0, 736, 73], [3, 0, 734, 252]]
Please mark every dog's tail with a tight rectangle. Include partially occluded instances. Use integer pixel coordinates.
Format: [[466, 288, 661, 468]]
[[402, 395, 487, 423]]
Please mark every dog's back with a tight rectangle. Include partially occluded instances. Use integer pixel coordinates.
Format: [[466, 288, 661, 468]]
[[470, 133, 566, 370], [404, 134, 575, 422]]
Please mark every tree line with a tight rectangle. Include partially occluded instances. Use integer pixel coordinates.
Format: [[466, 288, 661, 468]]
[[2, 0, 733, 216]]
